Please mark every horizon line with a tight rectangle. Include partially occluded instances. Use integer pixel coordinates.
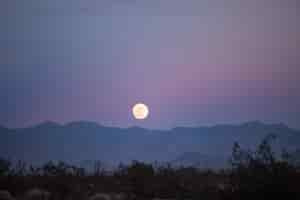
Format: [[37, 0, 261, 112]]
[[0, 120, 293, 131]]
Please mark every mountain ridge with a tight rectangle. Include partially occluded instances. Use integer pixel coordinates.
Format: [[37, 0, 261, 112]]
[[1, 121, 299, 167], [2, 120, 298, 132]]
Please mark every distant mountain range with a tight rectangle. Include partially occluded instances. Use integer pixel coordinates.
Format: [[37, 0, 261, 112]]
[[1, 121, 300, 168]]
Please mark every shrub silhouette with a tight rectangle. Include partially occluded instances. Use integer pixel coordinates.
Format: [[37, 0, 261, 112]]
[[226, 134, 300, 200], [123, 161, 155, 199], [1, 134, 300, 200], [0, 158, 11, 176]]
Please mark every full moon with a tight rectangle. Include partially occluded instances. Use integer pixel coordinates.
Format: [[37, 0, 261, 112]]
[[132, 103, 149, 120]]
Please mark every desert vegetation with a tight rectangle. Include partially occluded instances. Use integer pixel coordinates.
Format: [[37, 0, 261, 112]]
[[1, 135, 300, 200]]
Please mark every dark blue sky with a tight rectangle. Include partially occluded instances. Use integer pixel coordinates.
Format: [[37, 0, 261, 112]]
[[1, 0, 300, 129]]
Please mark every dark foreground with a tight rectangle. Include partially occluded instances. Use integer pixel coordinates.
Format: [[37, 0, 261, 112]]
[[1, 136, 300, 200]]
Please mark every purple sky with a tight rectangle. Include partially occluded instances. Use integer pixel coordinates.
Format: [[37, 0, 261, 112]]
[[0, 0, 299, 129]]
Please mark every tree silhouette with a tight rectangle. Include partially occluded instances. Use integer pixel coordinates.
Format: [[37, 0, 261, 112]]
[[0, 158, 11, 176], [227, 134, 300, 200]]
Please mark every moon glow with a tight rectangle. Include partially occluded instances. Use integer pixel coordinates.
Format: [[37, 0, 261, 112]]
[[132, 103, 149, 120]]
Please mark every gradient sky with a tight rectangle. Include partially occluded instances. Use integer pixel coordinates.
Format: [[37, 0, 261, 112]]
[[0, 0, 299, 129]]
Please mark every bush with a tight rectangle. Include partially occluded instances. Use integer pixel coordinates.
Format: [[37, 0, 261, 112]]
[[227, 134, 300, 200], [0, 158, 11, 176]]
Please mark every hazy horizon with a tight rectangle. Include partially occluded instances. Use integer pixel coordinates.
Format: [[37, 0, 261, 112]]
[[0, 120, 296, 131], [1, 119, 299, 167]]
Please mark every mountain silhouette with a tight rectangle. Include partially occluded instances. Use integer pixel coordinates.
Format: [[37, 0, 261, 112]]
[[0, 121, 300, 167]]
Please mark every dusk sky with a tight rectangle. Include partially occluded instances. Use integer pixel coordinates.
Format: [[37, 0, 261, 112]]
[[0, 0, 299, 129]]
